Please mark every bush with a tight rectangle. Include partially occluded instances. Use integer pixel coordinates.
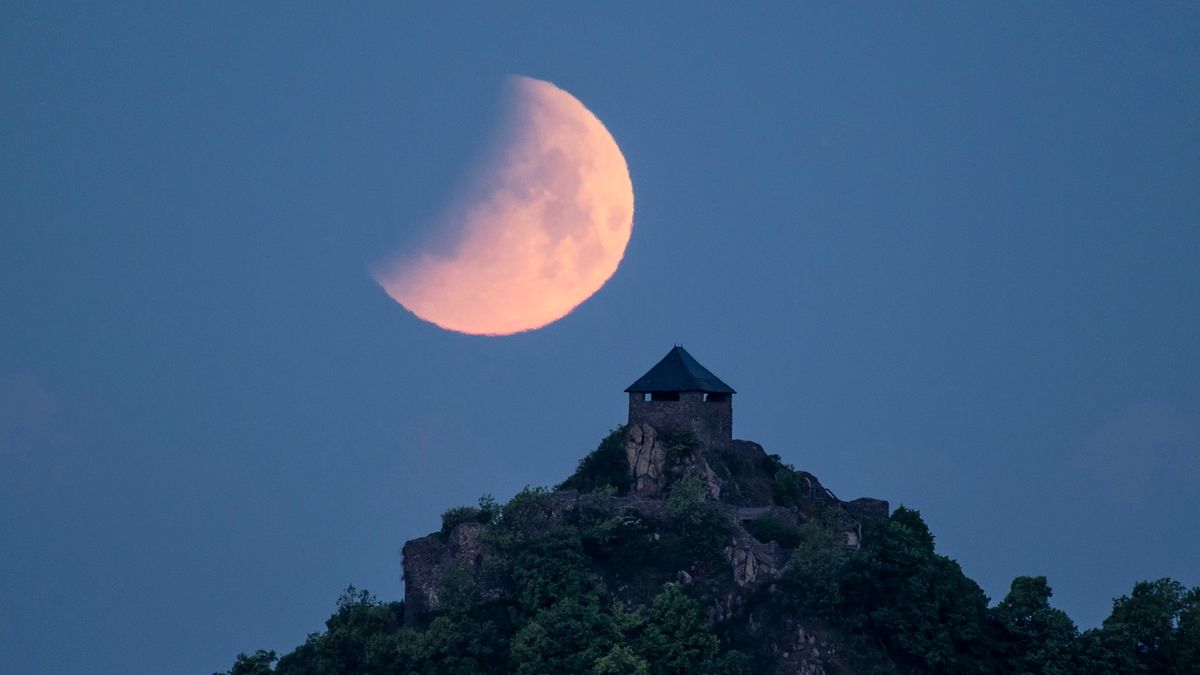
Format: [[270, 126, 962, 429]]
[[775, 518, 844, 620], [559, 427, 631, 495], [441, 506, 483, 537], [765, 454, 804, 507], [496, 487, 553, 530], [441, 495, 500, 537], [663, 472, 730, 569]]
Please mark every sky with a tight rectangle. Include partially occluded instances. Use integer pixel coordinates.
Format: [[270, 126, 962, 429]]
[[2, 4, 1198, 673]]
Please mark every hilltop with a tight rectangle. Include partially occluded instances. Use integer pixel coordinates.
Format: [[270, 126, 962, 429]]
[[219, 424, 1200, 674], [220, 348, 1198, 674]]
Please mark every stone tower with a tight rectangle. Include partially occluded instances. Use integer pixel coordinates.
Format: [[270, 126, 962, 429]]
[[625, 346, 735, 453]]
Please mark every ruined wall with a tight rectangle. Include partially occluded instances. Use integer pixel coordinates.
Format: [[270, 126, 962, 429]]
[[401, 522, 504, 626], [627, 391, 732, 452]]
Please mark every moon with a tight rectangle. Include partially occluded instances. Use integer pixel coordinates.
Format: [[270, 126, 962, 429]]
[[373, 76, 635, 336]]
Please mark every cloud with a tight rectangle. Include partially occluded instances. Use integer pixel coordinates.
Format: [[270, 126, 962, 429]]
[[0, 373, 59, 457], [1072, 402, 1200, 505]]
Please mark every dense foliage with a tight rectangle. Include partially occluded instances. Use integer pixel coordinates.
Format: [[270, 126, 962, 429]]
[[558, 427, 631, 495], [223, 481, 746, 675], [222, 450, 1200, 674]]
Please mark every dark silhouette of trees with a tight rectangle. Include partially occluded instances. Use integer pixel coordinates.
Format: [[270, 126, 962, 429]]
[[219, 495, 1199, 674]]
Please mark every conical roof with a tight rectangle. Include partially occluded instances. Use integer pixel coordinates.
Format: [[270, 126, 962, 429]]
[[625, 346, 736, 394]]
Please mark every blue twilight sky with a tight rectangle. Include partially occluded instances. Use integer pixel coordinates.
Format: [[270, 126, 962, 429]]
[[2, 4, 1199, 673]]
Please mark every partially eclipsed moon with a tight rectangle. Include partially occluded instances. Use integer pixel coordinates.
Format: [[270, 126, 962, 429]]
[[373, 76, 634, 336]]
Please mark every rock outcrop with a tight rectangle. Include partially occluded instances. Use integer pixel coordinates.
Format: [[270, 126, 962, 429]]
[[624, 423, 667, 495], [725, 523, 784, 587]]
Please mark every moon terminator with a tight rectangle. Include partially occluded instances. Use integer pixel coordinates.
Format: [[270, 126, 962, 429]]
[[373, 76, 635, 336]]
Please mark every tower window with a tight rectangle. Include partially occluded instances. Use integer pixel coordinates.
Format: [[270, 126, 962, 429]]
[[650, 392, 680, 402], [704, 393, 729, 402]]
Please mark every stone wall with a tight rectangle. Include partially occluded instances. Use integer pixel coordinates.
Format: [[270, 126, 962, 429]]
[[401, 522, 504, 626], [627, 391, 732, 453]]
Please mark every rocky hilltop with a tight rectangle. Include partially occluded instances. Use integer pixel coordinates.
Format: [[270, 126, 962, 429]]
[[218, 420, 1200, 675], [402, 423, 888, 674], [218, 347, 1200, 673]]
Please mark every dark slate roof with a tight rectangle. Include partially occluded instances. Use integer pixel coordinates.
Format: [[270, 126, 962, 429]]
[[625, 346, 736, 394]]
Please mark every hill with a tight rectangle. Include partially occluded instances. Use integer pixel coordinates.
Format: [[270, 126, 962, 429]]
[[220, 425, 1200, 674]]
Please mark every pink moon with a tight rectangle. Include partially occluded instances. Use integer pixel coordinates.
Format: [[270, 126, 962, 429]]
[[373, 76, 635, 336]]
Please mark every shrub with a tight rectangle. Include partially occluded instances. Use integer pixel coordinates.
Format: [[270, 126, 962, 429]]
[[441, 506, 483, 537], [765, 454, 804, 507], [440, 495, 499, 538], [559, 427, 631, 495], [664, 472, 710, 527], [663, 471, 730, 569]]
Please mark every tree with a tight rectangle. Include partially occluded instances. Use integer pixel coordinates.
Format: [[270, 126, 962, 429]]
[[593, 643, 649, 675], [663, 471, 729, 568], [1174, 586, 1200, 670], [510, 597, 617, 675], [273, 586, 406, 675], [408, 615, 503, 675], [836, 507, 994, 673], [402, 565, 507, 674], [774, 507, 845, 619], [1074, 577, 1198, 674], [992, 576, 1077, 674], [559, 427, 631, 495], [218, 650, 276, 675], [637, 583, 720, 675]]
